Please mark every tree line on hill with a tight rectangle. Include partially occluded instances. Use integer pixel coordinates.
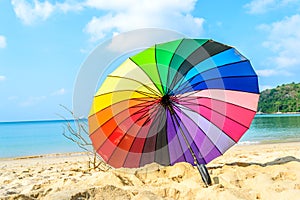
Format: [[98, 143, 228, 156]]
[[258, 82, 300, 113]]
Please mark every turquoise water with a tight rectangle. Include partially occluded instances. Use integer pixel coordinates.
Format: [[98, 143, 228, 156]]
[[1, 114, 300, 158], [0, 120, 86, 158], [240, 114, 300, 143]]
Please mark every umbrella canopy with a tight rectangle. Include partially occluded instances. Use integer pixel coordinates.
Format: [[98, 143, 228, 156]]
[[88, 39, 259, 168]]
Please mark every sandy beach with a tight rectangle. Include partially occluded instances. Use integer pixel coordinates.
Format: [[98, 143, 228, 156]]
[[1, 142, 300, 200]]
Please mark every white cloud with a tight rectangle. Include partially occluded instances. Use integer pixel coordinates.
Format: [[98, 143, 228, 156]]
[[0, 35, 6, 48], [11, 0, 84, 25], [11, 1, 204, 41], [256, 69, 278, 77], [11, 0, 55, 25], [244, 0, 275, 14], [244, 0, 299, 14], [260, 14, 300, 69], [56, 1, 84, 13], [84, 0, 204, 41], [20, 96, 46, 107], [51, 88, 66, 96], [85, 0, 195, 12], [0, 75, 6, 81]]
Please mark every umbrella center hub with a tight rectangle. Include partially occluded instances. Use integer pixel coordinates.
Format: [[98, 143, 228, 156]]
[[161, 95, 172, 107]]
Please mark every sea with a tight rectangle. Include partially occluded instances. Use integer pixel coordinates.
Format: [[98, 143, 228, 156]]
[[1, 114, 300, 158]]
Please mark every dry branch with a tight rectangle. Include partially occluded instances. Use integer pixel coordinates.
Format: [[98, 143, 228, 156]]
[[59, 105, 111, 171]]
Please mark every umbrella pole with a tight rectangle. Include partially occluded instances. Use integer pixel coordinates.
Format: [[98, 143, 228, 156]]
[[167, 105, 212, 187], [196, 163, 212, 187]]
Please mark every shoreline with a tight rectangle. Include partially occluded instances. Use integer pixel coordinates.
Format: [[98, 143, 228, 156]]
[[2, 140, 300, 161], [238, 138, 300, 145], [256, 112, 300, 115], [0, 151, 87, 161]]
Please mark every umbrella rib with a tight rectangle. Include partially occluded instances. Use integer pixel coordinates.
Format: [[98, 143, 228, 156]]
[[180, 95, 258, 113], [107, 75, 161, 96], [172, 103, 225, 159], [174, 106, 208, 164], [95, 102, 162, 155], [169, 40, 230, 92], [107, 103, 161, 166], [94, 89, 160, 99], [91, 98, 158, 122], [174, 103, 237, 153], [154, 108, 171, 165], [166, 39, 212, 93], [168, 111, 189, 163], [138, 106, 166, 166], [179, 100, 256, 128], [167, 104, 201, 165], [154, 44, 167, 94], [90, 99, 159, 138], [178, 99, 251, 130], [122, 113, 158, 167], [135, 103, 162, 127], [173, 58, 249, 91], [177, 74, 258, 95], [175, 88, 259, 102], [174, 75, 258, 95], [165, 39, 184, 94], [171, 103, 219, 163], [129, 57, 164, 96], [122, 104, 163, 167], [172, 59, 253, 94], [174, 90, 199, 98]]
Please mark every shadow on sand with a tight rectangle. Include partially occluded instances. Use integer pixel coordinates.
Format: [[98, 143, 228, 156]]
[[208, 156, 300, 185], [209, 156, 300, 169]]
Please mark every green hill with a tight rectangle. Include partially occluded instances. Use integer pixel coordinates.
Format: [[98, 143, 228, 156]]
[[258, 82, 300, 113]]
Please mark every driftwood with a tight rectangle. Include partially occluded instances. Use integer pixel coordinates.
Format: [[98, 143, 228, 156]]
[[59, 105, 111, 171]]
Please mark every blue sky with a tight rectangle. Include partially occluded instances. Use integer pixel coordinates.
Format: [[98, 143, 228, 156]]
[[1, 0, 300, 121]]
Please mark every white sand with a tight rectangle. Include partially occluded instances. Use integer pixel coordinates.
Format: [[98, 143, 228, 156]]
[[1, 142, 300, 200]]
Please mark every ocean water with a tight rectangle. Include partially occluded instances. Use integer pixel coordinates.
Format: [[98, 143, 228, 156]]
[[240, 114, 300, 144], [0, 120, 87, 158], [1, 114, 300, 158]]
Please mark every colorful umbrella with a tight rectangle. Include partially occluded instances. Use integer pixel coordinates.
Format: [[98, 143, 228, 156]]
[[88, 39, 259, 173]]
